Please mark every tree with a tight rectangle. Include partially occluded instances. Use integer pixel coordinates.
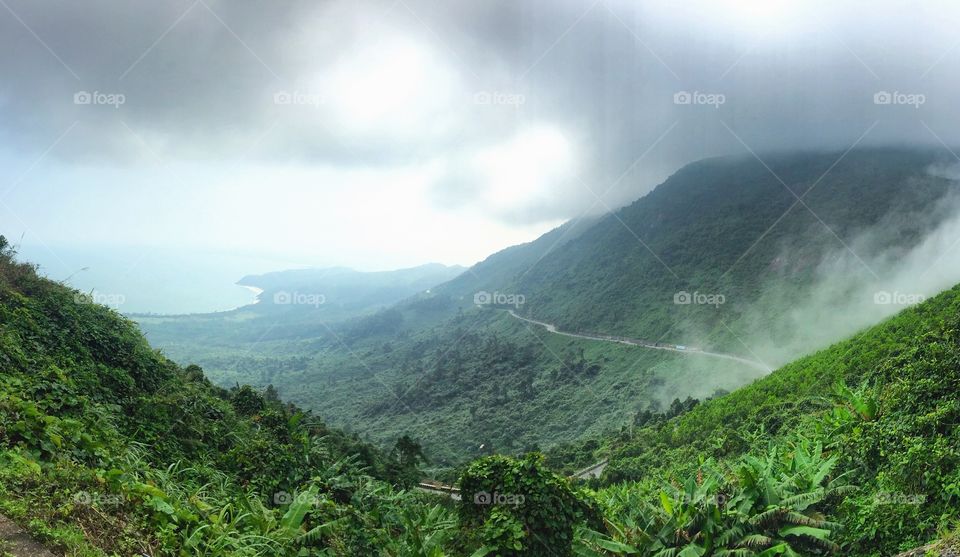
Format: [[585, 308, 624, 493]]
[[458, 453, 602, 556], [231, 384, 265, 416], [264, 384, 281, 407], [389, 434, 428, 487], [392, 434, 427, 468]]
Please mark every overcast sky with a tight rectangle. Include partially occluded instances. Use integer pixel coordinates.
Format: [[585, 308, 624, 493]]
[[2, 0, 959, 272]]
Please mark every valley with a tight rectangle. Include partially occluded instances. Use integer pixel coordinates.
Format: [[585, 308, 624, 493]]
[[137, 148, 960, 469], [4, 2, 960, 554]]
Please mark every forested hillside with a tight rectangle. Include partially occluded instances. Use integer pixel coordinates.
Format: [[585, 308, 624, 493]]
[[570, 283, 960, 556], [138, 148, 960, 467], [0, 237, 440, 555], [505, 149, 956, 349], [4, 235, 960, 556]]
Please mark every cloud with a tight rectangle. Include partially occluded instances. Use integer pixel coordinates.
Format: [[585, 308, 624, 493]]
[[1, 0, 959, 235]]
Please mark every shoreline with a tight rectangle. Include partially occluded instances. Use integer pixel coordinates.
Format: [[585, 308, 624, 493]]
[[238, 284, 264, 305]]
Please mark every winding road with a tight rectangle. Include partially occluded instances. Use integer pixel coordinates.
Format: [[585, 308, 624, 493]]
[[417, 459, 611, 500], [506, 310, 770, 371], [416, 310, 769, 497]]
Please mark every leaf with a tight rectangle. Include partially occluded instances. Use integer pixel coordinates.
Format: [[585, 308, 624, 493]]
[[677, 545, 706, 557], [660, 491, 674, 515], [778, 526, 830, 540], [280, 490, 314, 533]]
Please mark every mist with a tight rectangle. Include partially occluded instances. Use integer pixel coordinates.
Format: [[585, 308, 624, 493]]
[[733, 163, 960, 369]]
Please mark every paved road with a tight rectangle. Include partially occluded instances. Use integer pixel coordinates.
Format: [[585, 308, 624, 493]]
[[506, 310, 770, 371], [416, 482, 461, 500], [418, 458, 612, 501], [571, 458, 609, 480], [417, 312, 768, 498]]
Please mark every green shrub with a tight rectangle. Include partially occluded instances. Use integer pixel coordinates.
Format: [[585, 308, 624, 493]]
[[458, 453, 602, 556]]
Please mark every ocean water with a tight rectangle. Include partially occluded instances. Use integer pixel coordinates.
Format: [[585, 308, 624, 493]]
[[17, 244, 295, 315]]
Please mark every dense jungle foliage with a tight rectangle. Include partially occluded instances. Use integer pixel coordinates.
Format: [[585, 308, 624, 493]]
[[3, 232, 960, 555]]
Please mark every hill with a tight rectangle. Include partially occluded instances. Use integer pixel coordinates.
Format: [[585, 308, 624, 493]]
[[5, 233, 960, 556], [0, 237, 440, 555], [139, 148, 960, 467], [567, 280, 960, 555], [234, 263, 466, 317], [136, 262, 464, 350]]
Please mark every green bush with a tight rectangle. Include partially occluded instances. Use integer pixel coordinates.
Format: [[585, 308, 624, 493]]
[[458, 453, 602, 556]]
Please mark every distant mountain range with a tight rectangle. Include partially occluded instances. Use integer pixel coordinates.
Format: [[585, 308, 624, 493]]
[[236, 263, 466, 316], [136, 262, 464, 347]]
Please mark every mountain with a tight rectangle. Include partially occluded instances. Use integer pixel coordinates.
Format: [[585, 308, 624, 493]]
[[568, 280, 960, 556], [5, 233, 960, 556], [0, 237, 441, 555], [504, 149, 956, 350], [236, 262, 466, 315], [139, 148, 960, 467], [135, 262, 464, 350]]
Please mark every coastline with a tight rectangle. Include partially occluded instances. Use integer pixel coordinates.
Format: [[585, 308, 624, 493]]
[[238, 284, 264, 305]]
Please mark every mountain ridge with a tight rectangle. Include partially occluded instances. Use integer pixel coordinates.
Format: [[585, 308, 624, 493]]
[[138, 147, 960, 466]]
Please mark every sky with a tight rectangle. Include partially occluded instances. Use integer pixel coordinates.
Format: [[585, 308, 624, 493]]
[[2, 0, 960, 283]]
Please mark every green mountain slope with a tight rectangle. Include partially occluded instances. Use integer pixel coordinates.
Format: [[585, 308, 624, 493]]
[[578, 282, 960, 555], [0, 238, 439, 555], [508, 149, 954, 343], [140, 148, 960, 467], [5, 234, 959, 556]]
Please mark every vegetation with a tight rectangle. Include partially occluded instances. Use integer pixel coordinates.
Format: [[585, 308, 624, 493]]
[[458, 453, 602, 556], [566, 281, 960, 555], [5, 233, 960, 555], [4, 150, 960, 555], [136, 149, 960, 467], [0, 237, 440, 555]]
